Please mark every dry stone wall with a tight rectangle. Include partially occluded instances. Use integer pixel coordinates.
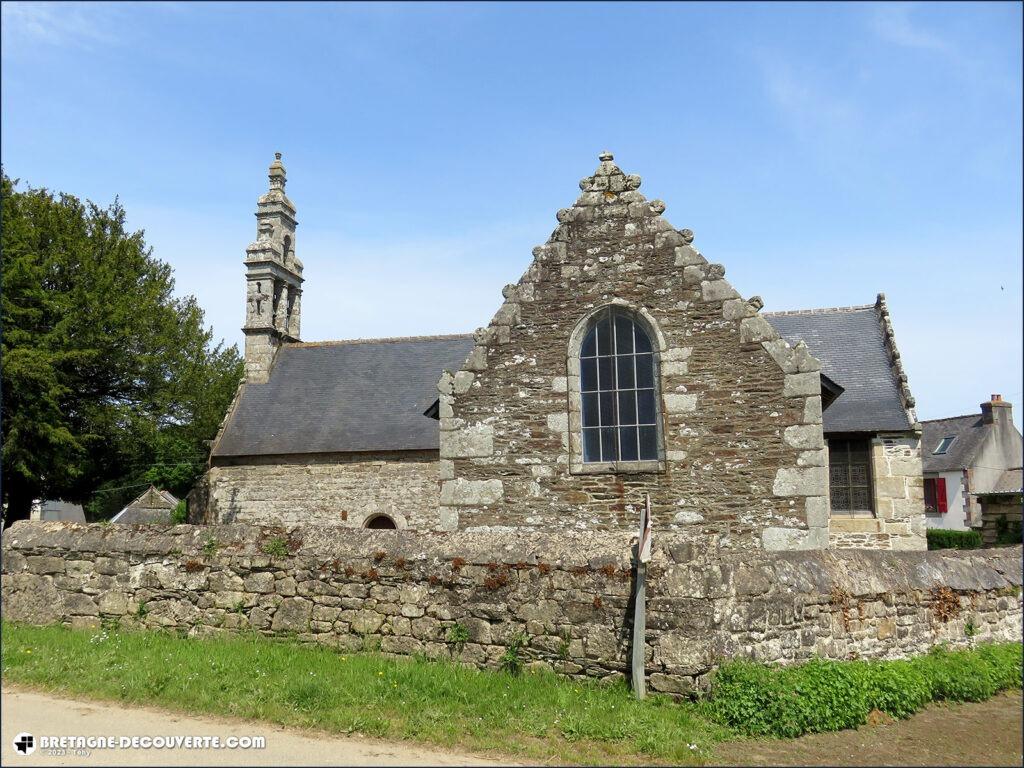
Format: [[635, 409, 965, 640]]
[[195, 452, 439, 530], [439, 152, 828, 551], [3, 522, 1020, 695]]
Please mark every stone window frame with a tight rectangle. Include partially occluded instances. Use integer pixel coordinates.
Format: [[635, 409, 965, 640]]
[[566, 300, 668, 475]]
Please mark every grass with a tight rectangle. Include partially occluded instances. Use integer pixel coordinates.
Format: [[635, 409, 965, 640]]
[[0, 622, 728, 765]]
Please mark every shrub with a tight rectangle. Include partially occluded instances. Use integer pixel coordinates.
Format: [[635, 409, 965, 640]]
[[710, 661, 804, 738], [783, 659, 868, 733], [927, 528, 982, 550], [171, 500, 187, 524], [916, 646, 996, 702], [710, 643, 1022, 738], [975, 643, 1023, 690], [854, 659, 931, 719], [995, 515, 1022, 547]]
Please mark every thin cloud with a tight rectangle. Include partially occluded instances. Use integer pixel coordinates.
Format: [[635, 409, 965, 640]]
[[753, 51, 865, 170], [1, 1, 119, 50], [869, 3, 952, 53]]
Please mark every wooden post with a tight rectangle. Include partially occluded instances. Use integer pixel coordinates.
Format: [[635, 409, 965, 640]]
[[632, 494, 652, 700]]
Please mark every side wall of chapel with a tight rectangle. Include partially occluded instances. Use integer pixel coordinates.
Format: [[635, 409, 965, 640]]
[[197, 452, 441, 531]]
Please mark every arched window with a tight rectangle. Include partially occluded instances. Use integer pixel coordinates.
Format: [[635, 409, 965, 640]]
[[364, 514, 397, 529], [579, 308, 659, 463]]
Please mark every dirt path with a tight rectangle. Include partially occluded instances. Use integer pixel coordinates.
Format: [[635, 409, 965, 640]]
[[710, 690, 1024, 767], [1, 686, 513, 766]]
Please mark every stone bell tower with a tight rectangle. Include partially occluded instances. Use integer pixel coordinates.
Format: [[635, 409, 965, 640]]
[[242, 153, 303, 383]]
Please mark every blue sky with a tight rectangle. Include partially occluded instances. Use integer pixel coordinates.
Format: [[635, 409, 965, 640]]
[[2, 1, 1021, 424]]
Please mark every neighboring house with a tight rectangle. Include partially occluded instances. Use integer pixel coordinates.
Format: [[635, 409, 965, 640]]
[[191, 152, 926, 551], [111, 486, 179, 524], [30, 500, 86, 523], [921, 396, 1023, 531], [974, 468, 1022, 546]]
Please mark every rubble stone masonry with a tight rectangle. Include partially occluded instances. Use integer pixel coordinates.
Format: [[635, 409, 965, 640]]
[[194, 452, 440, 530], [439, 153, 829, 551], [3, 522, 1019, 695], [829, 434, 928, 550]]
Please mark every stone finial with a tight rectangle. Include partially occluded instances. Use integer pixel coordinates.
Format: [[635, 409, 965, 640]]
[[680, 229, 694, 244], [268, 152, 286, 191], [748, 295, 764, 312], [599, 150, 614, 162]]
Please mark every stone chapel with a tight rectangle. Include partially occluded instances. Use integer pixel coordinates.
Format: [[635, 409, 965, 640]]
[[191, 152, 927, 551]]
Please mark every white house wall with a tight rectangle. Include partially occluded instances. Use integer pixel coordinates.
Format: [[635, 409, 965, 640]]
[[924, 470, 969, 532]]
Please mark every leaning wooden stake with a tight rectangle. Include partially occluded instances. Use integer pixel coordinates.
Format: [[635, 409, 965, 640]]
[[632, 493, 652, 700]]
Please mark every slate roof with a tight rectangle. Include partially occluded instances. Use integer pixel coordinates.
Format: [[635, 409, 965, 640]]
[[920, 414, 990, 473], [216, 303, 913, 458], [111, 486, 179, 524], [766, 306, 913, 433], [985, 468, 1024, 495], [213, 335, 475, 457], [36, 500, 86, 523]]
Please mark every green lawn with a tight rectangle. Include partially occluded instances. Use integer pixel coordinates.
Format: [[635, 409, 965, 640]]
[[0, 622, 730, 765]]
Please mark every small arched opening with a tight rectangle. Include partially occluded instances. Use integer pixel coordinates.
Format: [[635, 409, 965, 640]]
[[364, 514, 397, 529]]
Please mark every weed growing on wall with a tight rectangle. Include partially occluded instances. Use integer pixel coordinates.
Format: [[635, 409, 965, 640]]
[[260, 537, 289, 558], [446, 622, 470, 651], [500, 633, 528, 675]]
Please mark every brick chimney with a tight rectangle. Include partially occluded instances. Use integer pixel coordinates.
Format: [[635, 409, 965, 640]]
[[980, 394, 1012, 426]]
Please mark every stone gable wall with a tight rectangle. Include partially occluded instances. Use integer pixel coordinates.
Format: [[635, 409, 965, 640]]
[[196, 452, 439, 530], [3, 522, 1019, 695], [439, 154, 829, 550]]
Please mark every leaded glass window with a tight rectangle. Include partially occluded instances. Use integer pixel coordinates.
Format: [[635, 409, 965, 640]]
[[580, 309, 659, 463], [828, 438, 874, 515]]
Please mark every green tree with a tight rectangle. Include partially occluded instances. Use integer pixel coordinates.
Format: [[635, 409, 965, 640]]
[[1, 172, 242, 526]]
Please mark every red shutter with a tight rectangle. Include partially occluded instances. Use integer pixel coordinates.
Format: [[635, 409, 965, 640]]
[[936, 477, 948, 513]]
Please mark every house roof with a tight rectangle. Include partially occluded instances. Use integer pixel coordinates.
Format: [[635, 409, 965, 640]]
[[919, 414, 992, 473], [111, 486, 179, 524], [984, 468, 1024, 495], [766, 304, 914, 433], [36, 500, 86, 523], [212, 335, 475, 458]]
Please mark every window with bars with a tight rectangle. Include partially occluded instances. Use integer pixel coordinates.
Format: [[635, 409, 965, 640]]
[[579, 309, 660, 463], [828, 438, 874, 516]]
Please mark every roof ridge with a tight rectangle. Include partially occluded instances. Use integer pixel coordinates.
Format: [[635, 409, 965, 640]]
[[288, 333, 473, 348], [763, 304, 875, 316], [921, 413, 982, 424]]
